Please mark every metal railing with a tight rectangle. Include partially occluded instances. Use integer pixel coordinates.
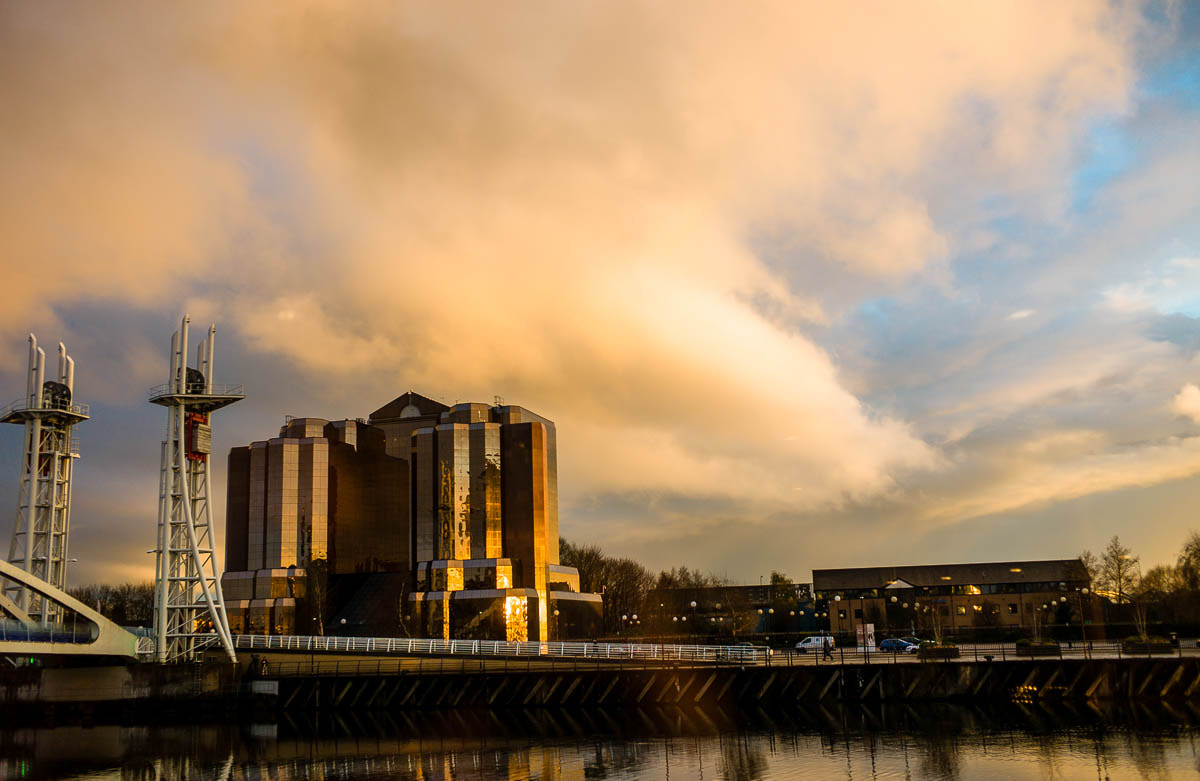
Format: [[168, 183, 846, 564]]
[[146, 383, 244, 399], [773, 639, 1200, 665], [233, 634, 771, 665], [0, 398, 89, 418]]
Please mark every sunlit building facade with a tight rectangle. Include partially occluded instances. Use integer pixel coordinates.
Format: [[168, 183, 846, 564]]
[[375, 394, 597, 642]]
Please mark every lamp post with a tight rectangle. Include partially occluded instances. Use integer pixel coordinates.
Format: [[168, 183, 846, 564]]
[[834, 594, 846, 644], [1075, 587, 1090, 654]]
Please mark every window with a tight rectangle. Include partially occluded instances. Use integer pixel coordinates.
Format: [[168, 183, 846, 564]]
[[938, 606, 949, 617], [956, 605, 967, 616], [854, 609, 863, 619], [1008, 603, 1018, 614], [838, 609, 847, 620]]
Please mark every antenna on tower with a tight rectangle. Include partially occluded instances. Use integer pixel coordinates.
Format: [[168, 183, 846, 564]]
[[1, 335, 88, 624], [148, 315, 243, 663]]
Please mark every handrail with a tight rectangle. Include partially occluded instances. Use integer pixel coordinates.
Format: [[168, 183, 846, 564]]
[[232, 634, 771, 665], [147, 383, 244, 399], [0, 398, 89, 418], [230, 635, 1200, 669]]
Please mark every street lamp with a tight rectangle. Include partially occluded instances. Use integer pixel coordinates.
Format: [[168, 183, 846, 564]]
[[1073, 587, 1090, 653]]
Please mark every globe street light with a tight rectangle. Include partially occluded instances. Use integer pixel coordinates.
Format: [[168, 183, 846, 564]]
[[1074, 587, 1090, 654]]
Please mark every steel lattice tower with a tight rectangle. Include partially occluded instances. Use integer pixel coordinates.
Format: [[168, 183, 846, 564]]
[[1, 336, 87, 624], [150, 316, 242, 663]]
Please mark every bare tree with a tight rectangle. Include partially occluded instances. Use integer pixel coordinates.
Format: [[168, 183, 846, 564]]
[[1176, 531, 1200, 591], [560, 538, 607, 594], [1078, 549, 1100, 586], [1097, 535, 1140, 604]]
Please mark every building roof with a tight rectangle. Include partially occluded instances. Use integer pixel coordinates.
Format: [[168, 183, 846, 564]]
[[369, 391, 449, 422], [812, 559, 1088, 591]]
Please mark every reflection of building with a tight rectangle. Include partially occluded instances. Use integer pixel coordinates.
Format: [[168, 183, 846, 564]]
[[812, 559, 1094, 637], [221, 392, 601, 640]]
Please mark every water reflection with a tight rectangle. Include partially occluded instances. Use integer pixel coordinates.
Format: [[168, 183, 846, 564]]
[[5, 701, 1200, 780]]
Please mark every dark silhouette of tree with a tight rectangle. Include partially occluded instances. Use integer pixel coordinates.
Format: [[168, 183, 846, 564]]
[[1097, 535, 1140, 604], [67, 581, 154, 626]]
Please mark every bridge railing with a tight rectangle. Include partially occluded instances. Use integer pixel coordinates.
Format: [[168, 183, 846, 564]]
[[232, 634, 770, 665], [0, 618, 98, 644]]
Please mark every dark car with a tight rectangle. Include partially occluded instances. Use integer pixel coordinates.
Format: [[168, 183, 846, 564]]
[[879, 638, 918, 653]]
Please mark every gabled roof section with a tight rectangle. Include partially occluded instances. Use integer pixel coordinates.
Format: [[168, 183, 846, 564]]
[[813, 559, 1088, 591], [369, 391, 449, 423]]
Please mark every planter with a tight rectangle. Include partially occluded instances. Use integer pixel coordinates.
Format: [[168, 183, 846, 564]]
[[1015, 643, 1060, 657], [1122, 641, 1174, 654], [919, 645, 960, 660]]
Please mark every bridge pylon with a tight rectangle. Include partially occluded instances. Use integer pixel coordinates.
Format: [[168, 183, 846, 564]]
[[149, 315, 242, 663], [2, 335, 87, 625]]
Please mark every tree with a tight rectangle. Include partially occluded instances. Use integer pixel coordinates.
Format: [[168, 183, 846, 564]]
[[1078, 549, 1100, 586], [599, 557, 654, 634], [1097, 535, 1140, 604], [560, 538, 606, 594], [1176, 531, 1200, 591], [67, 582, 155, 626], [1137, 564, 1181, 602]]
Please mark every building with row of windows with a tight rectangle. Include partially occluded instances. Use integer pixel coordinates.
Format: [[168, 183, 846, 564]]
[[219, 391, 601, 641], [644, 559, 1099, 642], [811, 559, 1094, 638]]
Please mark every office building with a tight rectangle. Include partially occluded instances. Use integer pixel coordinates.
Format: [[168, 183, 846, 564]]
[[812, 559, 1095, 638], [221, 392, 601, 641]]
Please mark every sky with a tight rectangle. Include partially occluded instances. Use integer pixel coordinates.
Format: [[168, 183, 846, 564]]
[[1, 1, 1198, 586]]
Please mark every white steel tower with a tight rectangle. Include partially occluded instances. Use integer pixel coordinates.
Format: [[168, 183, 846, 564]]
[[1, 336, 87, 624], [150, 315, 242, 663]]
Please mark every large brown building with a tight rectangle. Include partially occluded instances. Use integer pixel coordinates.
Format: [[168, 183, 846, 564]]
[[812, 559, 1095, 640], [221, 392, 600, 641]]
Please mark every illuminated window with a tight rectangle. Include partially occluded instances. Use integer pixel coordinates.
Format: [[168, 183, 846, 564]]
[[1008, 604, 1018, 614], [940, 576, 952, 581], [966, 585, 981, 595], [972, 604, 982, 612], [956, 606, 967, 616], [1009, 567, 1022, 573], [838, 609, 847, 620]]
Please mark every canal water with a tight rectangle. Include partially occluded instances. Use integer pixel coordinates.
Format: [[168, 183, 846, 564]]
[[3, 702, 1199, 780]]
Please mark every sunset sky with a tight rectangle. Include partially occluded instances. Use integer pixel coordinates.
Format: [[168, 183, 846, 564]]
[[1, 2, 1198, 586]]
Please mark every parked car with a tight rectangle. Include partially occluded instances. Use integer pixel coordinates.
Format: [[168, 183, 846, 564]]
[[794, 635, 834, 653], [878, 638, 918, 653], [900, 636, 922, 646]]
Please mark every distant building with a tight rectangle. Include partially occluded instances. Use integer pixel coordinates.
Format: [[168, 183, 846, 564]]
[[221, 392, 600, 641], [812, 559, 1094, 638]]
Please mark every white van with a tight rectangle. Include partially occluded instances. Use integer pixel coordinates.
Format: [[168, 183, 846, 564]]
[[794, 635, 834, 653]]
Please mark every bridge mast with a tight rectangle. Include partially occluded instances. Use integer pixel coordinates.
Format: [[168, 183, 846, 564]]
[[2, 335, 87, 625], [149, 315, 242, 663]]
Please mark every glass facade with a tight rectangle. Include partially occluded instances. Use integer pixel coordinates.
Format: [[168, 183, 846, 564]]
[[224, 393, 601, 640], [223, 417, 408, 635]]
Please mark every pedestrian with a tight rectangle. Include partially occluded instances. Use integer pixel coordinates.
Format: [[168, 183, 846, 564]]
[[822, 637, 834, 661]]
